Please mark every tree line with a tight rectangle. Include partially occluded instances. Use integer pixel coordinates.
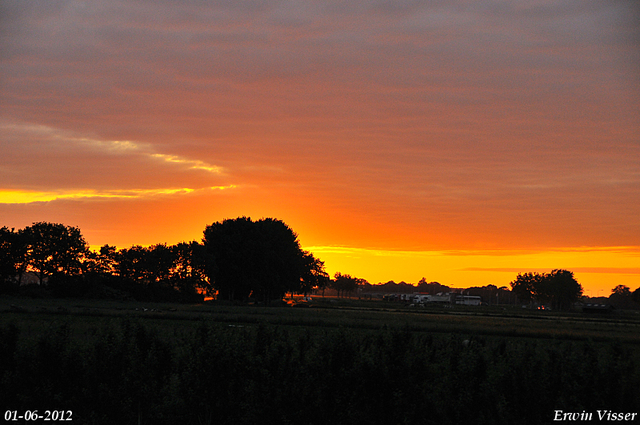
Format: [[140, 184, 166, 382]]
[[2, 219, 634, 309], [0, 218, 331, 302], [509, 270, 640, 311]]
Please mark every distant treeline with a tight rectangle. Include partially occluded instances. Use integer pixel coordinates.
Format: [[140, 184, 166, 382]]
[[0, 218, 330, 302], [357, 280, 520, 305], [2, 219, 639, 307], [359, 279, 451, 294]]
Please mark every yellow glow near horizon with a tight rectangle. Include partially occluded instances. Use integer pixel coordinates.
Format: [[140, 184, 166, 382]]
[[307, 246, 640, 297], [0, 186, 236, 204]]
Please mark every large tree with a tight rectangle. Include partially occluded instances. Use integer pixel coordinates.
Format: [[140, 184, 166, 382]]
[[203, 217, 259, 301], [203, 217, 323, 302], [23, 222, 88, 284], [542, 269, 583, 311], [509, 272, 542, 304], [510, 269, 582, 310]]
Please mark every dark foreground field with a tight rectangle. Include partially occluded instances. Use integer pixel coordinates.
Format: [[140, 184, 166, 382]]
[[1, 297, 639, 425]]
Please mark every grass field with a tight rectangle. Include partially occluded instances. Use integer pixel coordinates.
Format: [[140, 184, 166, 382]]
[[3, 296, 640, 343], [1, 296, 639, 424]]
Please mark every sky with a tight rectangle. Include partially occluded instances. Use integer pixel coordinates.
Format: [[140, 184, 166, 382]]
[[1, 0, 639, 297]]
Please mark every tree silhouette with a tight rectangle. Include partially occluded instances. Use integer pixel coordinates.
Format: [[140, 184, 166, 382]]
[[632, 287, 640, 304], [611, 285, 631, 297], [253, 218, 305, 301], [22, 222, 88, 285], [85, 244, 118, 277], [510, 269, 582, 310], [544, 269, 582, 310], [203, 217, 322, 302], [0, 227, 28, 290], [299, 251, 330, 296], [115, 245, 150, 283], [416, 278, 450, 295], [203, 217, 259, 301], [171, 241, 212, 295], [609, 285, 636, 309], [146, 243, 174, 284], [509, 272, 541, 304], [2, 219, 326, 302], [0, 227, 15, 286], [331, 272, 359, 298]]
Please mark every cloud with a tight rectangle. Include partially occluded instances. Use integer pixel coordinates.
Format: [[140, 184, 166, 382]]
[[0, 186, 236, 205], [0, 121, 229, 193], [150, 154, 223, 174]]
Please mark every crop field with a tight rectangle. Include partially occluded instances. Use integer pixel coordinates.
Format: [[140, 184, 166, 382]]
[[2, 296, 640, 424]]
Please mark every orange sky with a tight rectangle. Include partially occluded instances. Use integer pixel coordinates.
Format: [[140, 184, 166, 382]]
[[1, 0, 639, 297]]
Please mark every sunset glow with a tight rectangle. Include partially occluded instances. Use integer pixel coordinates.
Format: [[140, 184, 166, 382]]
[[1, 0, 638, 297], [308, 246, 640, 297]]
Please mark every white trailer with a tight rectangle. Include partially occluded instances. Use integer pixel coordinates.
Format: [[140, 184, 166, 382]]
[[412, 294, 430, 304], [455, 295, 482, 306], [429, 293, 454, 304]]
